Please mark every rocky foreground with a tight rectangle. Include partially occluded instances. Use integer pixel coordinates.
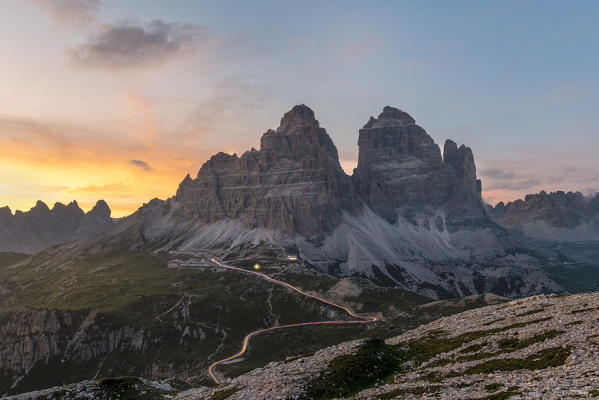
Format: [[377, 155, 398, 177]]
[[176, 291, 599, 400], [11, 291, 598, 399]]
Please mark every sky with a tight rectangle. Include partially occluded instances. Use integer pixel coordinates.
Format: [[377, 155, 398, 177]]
[[1, 0, 598, 217]]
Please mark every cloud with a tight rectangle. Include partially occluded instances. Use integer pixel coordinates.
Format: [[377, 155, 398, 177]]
[[129, 159, 151, 171], [480, 168, 515, 180], [343, 34, 378, 58], [486, 179, 541, 191], [67, 183, 127, 194], [31, 0, 102, 26], [67, 19, 212, 69]]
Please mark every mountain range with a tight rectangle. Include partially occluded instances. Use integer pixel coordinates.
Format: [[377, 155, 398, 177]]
[[0, 200, 112, 254], [1, 105, 598, 396], [2, 105, 598, 298], [488, 190, 599, 241]]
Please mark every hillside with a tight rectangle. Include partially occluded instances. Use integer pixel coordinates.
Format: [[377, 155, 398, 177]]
[[178, 292, 599, 399], [8, 291, 598, 399], [0, 248, 452, 395]]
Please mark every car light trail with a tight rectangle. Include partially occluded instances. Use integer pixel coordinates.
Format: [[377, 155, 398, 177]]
[[207, 257, 376, 385]]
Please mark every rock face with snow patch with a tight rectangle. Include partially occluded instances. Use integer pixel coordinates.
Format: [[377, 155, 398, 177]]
[[352, 106, 485, 229], [175, 105, 363, 239], [0, 200, 113, 254]]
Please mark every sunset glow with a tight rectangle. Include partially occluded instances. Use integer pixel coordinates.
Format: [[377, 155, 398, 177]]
[[2, 0, 598, 217]]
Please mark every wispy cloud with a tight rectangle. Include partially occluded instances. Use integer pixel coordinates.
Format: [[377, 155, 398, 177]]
[[30, 0, 102, 26], [129, 159, 151, 171], [67, 19, 212, 69], [343, 34, 378, 58], [67, 183, 127, 194], [486, 179, 541, 191], [480, 168, 515, 180]]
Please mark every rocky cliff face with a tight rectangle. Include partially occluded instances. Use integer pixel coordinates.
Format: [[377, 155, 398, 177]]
[[0, 200, 113, 254], [352, 106, 484, 229], [156, 292, 599, 400], [175, 105, 362, 240], [0, 308, 208, 396], [488, 191, 599, 241], [103, 105, 563, 299]]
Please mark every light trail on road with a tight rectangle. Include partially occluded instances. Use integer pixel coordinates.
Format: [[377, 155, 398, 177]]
[[207, 257, 377, 385]]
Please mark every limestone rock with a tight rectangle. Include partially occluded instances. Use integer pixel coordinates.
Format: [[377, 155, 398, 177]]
[[175, 104, 363, 239], [352, 106, 486, 228]]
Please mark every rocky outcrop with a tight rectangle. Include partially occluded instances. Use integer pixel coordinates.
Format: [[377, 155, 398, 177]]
[[10, 292, 599, 400], [169, 292, 599, 400], [488, 191, 599, 241], [175, 105, 362, 239], [352, 107, 485, 229], [0, 200, 113, 254], [0, 308, 208, 395]]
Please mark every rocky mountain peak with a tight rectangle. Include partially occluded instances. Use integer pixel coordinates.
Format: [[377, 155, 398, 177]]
[[32, 200, 50, 213], [276, 104, 319, 133], [87, 200, 111, 219], [176, 105, 362, 239], [260, 104, 341, 168], [443, 140, 477, 184], [363, 106, 416, 129], [0, 206, 11, 225], [353, 106, 485, 226], [379, 105, 415, 122], [0, 206, 11, 217]]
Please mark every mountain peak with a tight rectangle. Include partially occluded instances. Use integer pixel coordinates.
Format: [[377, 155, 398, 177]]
[[379, 106, 415, 123], [0, 206, 12, 219], [363, 106, 415, 128], [276, 104, 319, 133], [32, 200, 49, 212], [88, 200, 111, 219]]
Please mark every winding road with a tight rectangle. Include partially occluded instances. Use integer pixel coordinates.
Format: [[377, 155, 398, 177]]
[[207, 257, 377, 385]]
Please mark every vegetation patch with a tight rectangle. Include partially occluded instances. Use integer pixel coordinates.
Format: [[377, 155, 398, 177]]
[[0, 252, 29, 268], [210, 387, 239, 400], [377, 384, 441, 399], [485, 383, 503, 392], [564, 320, 583, 327], [96, 376, 177, 399], [497, 330, 564, 351], [459, 342, 487, 354], [432, 330, 562, 368], [482, 317, 505, 326], [302, 339, 405, 400], [472, 390, 521, 400], [571, 307, 599, 314], [463, 346, 571, 375], [400, 317, 552, 365], [424, 346, 571, 382]]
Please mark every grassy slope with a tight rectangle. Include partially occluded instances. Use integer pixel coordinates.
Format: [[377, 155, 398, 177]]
[[0, 249, 508, 394], [0, 250, 432, 390]]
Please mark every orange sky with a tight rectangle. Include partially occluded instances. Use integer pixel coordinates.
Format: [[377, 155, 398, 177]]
[[1, 0, 598, 217]]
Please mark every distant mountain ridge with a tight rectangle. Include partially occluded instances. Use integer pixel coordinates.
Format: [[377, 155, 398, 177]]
[[0, 199, 113, 253], [488, 190, 599, 241]]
